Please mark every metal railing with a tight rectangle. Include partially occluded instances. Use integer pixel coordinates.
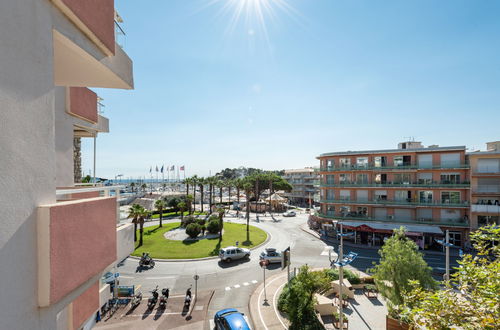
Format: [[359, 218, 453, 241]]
[[320, 181, 470, 188], [320, 199, 469, 207], [472, 166, 500, 175], [317, 163, 469, 172], [472, 185, 500, 194], [115, 20, 126, 49], [316, 212, 469, 227]]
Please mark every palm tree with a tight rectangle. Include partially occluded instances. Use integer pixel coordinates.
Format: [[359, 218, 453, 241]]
[[141, 183, 147, 192], [191, 175, 198, 213], [206, 176, 216, 211], [178, 201, 187, 221], [138, 206, 149, 247], [183, 177, 191, 197], [216, 179, 224, 205], [234, 178, 243, 217], [155, 199, 166, 228], [243, 181, 253, 233], [226, 179, 234, 211], [130, 182, 136, 192], [186, 194, 194, 215], [198, 177, 205, 213], [127, 204, 142, 242], [216, 206, 225, 242]]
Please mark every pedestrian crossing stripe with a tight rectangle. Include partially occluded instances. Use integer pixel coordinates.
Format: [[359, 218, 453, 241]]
[[234, 284, 240, 288], [225, 287, 231, 291], [243, 282, 249, 286]]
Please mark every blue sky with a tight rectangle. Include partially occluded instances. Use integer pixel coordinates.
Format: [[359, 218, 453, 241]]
[[83, 0, 500, 180]]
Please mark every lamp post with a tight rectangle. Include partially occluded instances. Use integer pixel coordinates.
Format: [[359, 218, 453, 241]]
[[260, 259, 270, 304], [332, 223, 357, 328], [435, 230, 454, 281]]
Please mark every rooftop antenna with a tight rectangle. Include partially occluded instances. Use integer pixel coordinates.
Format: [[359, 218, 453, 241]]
[[404, 136, 415, 142]]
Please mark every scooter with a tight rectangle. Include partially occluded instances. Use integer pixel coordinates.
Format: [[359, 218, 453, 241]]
[[159, 288, 169, 309], [139, 252, 155, 268], [184, 287, 192, 309], [147, 286, 159, 310], [131, 291, 142, 308]]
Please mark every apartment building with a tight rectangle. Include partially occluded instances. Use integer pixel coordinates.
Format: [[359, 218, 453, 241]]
[[283, 168, 319, 207], [316, 142, 470, 248], [1, 1, 134, 329], [469, 141, 500, 230]]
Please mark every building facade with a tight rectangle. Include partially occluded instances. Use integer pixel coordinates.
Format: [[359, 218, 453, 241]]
[[283, 168, 319, 207], [469, 142, 500, 230], [316, 142, 470, 248], [1, 1, 134, 329]]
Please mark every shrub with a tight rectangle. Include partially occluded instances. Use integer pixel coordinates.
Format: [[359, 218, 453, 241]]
[[323, 268, 360, 284], [181, 215, 196, 228], [206, 219, 220, 234], [195, 218, 206, 226], [185, 223, 201, 239], [208, 215, 219, 222], [362, 276, 375, 284]]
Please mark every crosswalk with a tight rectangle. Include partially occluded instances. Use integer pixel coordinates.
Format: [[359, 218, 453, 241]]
[[320, 245, 337, 257], [225, 280, 258, 291]]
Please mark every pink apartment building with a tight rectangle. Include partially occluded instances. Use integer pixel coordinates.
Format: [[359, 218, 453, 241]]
[[1, 1, 134, 329], [316, 142, 470, 249]]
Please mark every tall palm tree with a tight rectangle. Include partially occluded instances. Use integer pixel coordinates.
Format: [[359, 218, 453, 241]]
[[216, 179, 224, 205], [234, 178, 243, 217], [243, 181, 253, 233], [141, 183, 147, 192], [183, 177, 191, 197], [206, 176, 216, 211], [216, 206, 225, 242], [186, 194, 194, 215], [226, 179, 234, 211], [191, 175, 198, 213], [130, 182, 136, 192], [155, 199, 166, 228], [127, 203, 142, 242], [198, 177, 205, 213], [178, 201, 187, 221], [138, 206, 149, 247]]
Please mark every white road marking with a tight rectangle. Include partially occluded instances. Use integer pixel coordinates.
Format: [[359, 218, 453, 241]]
[[243, 282, 249, 286], [144, 276, 176, 280], [251, 280, 258, 284], [209, 319, 215, 329], [234, 284, 241, 288], [257, 274, 288, 330], [119, 275, 134, 279], [273, 282, 288, 329], [225, 287, 231, 291]]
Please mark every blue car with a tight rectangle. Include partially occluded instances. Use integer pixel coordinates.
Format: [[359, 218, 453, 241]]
[[214, 308, 251, 330]]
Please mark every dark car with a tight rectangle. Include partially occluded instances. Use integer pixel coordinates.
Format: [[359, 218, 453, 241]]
[[214, 308, 251, 330]]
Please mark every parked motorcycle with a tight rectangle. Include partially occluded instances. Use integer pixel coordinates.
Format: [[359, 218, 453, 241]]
[[139, 252, 155, 268], [159, 288, 169, 309], [131, 291, 142, 308], [147, 286, 159, 310], [184, 287, 192, 309]]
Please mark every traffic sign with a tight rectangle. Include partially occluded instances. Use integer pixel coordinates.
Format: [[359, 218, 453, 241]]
[[114, 273, 120, 278], [193, 274, 199, 281]]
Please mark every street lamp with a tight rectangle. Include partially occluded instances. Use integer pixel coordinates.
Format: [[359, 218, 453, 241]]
[[435, 230, 454, 281], [260, 259, 270, 304], [332, 223, 358, 328]]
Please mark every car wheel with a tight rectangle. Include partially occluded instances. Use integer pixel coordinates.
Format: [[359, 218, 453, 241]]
[[226, 258, 232, 263]]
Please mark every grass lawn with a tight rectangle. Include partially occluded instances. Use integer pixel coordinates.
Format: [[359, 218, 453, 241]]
[[132, 222, 267, 259], [150, 211, 207, 219]]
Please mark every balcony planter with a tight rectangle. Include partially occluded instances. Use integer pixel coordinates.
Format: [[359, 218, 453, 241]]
[[363, 284, 378, 299], [386, 315, 410, 330], [333, 294, 349, 308], [332, 311, 349, 329]]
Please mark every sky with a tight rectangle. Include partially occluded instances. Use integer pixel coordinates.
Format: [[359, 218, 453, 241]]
[[83, 0, 500, 180]]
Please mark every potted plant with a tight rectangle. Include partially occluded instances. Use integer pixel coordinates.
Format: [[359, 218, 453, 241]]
[[334, 293, 349, 308], [363, 284, 378, 298], [332, 311, 348, 329]]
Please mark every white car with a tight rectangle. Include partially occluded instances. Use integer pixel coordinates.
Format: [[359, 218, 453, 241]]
[[219, 246, 250, 263], [283, 211, 296, 217], [259, 248, 282, 263]]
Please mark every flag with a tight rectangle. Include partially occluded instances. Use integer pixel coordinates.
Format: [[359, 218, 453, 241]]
[[161, 165, 164, 173], [149, 166, 152, 173], [180, 166, 185, 171], [170, 165, 175, 171], [156, 165, 159, 172]]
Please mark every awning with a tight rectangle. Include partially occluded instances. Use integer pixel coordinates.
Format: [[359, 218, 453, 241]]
[[339, 221, 443, 235]]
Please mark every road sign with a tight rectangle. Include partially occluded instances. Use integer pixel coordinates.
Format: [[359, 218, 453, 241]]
[[281, 247, 290, 270], [259, 259, 269, 268], [193, 274, 199, 281], [114, 273, 120, 278]]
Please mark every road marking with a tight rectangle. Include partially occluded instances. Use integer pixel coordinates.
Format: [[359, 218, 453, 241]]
[[243, 282, 249, 286], [234, 284, 240, 288], [225, 287, 231, 291], [119, 275, 134, 279], [257, 274, 288, 330], [144, 276, 176, 280], [273, 282, 288, 329], [251, 280, 258, 284], [209, 319, 215, 329]]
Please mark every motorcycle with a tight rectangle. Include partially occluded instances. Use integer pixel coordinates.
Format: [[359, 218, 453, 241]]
[[184, 287, 192, 309], [131, 291, 142, 308], [147, 286, 159, 310], [159, 288, 169, 309], [139, 252, 155, 268]]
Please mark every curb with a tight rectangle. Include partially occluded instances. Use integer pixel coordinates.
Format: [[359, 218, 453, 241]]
[[129, 226, 272, 263]]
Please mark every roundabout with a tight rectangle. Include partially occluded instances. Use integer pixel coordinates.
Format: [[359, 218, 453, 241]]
[[131, 222, 268, 260]]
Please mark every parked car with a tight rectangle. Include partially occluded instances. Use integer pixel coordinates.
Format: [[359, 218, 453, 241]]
[[219, 246, 250, 263], [283, 211, 296, 217], [214, 308, 251, 330], [259, 248, 282, 264]]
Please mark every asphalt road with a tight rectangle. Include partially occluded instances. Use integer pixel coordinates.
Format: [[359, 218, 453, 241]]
[[116, 211, 459, 328]]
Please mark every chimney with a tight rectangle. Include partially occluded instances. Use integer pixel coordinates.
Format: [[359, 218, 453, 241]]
[[486, 141, 500, 151]]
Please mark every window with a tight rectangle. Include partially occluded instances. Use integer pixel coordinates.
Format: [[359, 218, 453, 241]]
[[340, 158, 351, 168], [418, 154, 433, 168], [326, 190, 334, 200], [356, 173, 368, 184], [339, 190, 350, 201], [477, 159, 500, 173], [395, 190, 410, 202], [375, 190, 387, 201], [357, 157, 368, 168], [327, 205, 335, 215], [339, 174, 351, 183], [374, 156, 387, 168], [326, 175, 335, 184], [419, 191, 433, 203], [356, 207, 368, 216], [340, 206, 351, 216], [441, 191, 460, 204], [327, 159, 334, 168], [440, 173, 460, 184], [394, 156, 404, 167], [478, 216, 500, 226], [448, 232, 462, 246], [440, 153, 460, 168], [357, 190, 368, 201], [374, 173, 387, 184], [418, 172, 433, 184], [394, 173, 411, 184]]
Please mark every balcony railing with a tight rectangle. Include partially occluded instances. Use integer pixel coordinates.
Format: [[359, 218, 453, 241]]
[[320, 181, 470, 188], [320, 199, 469, 207], [316, 212, 469, 227], [115, 20, 126, 49], [318, 163, 469, 172], [472, 185, 500, 194], [472, 166, 500, 175], [471, 204, 500, 213]]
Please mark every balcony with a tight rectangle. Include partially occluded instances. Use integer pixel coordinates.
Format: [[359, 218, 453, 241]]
[[316, 213, 469, 227], [320, 199, 469, 208], [471, 204, 500, 213], [318, 163, 469, 172], [37, 186, 125, 307], [472, 166, 500, 176], [320, 181, 470, 188], [472, 185, 500, 195]]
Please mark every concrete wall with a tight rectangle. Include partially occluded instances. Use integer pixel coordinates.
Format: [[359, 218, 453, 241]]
[[71, 280, 99, 330], [116, 223, 135, 263]]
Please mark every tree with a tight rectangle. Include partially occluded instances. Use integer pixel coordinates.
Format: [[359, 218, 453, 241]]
[[154, 199, 166, 228], [183, 177, 191, 197], [185, 194, 194, 215], [127, 204, 143, 242], [137, 206, 149, 247], [400, 225, 500, 329], [186, 223, 201, 239], [216, 179, 224, 205], [165, 196, 181, 214], [278, 265, 330, 329], [177, 201, 187, 221], [370, 227, 436, 314], [206, 176, 217, 211], [242, 180, 253, 233], [234, 178, 243, 217], [216, 207, 225, 242], [198, 177, 205, 213], [130, 182, 136, 192], [191, 175, 198, 213], [141, 183, 147, 192]]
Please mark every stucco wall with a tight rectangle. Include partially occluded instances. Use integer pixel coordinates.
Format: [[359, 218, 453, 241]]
[[69, 87, 98, 123], [116, 223, 135, 263], [71, 280, 99, 330]]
